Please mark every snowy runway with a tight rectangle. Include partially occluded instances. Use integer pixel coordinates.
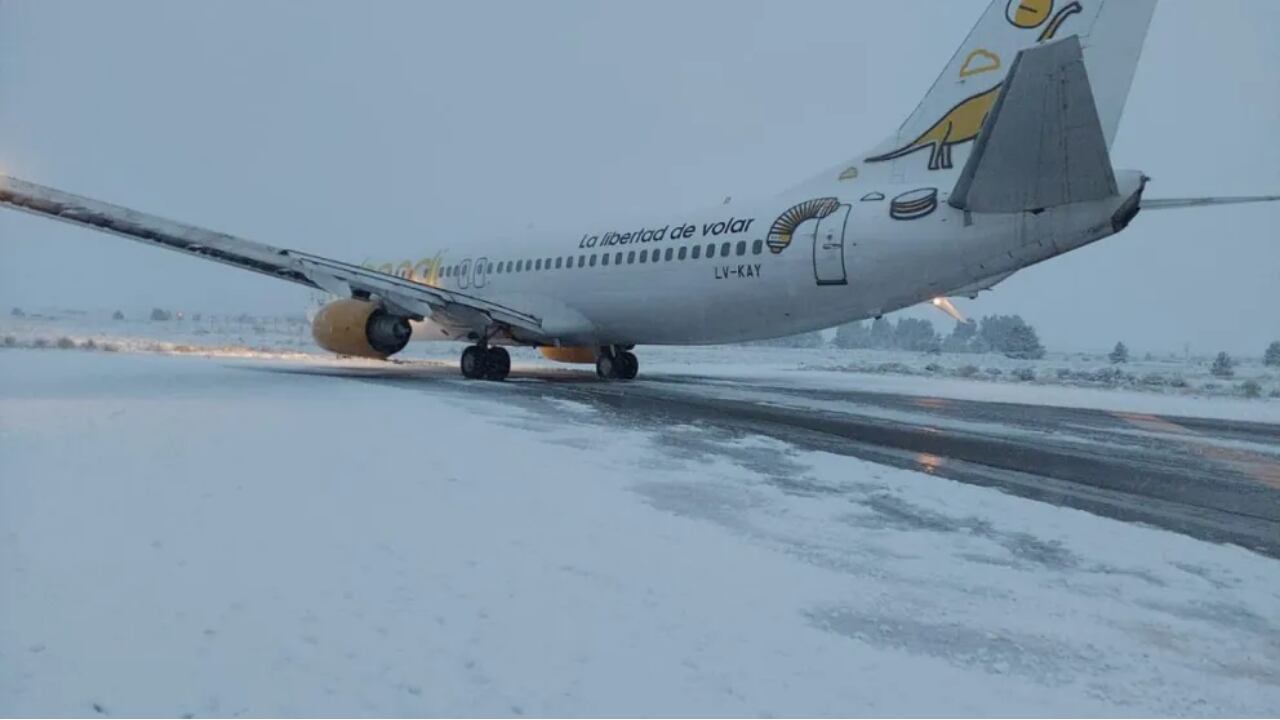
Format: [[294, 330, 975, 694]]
[[2, 350, 1278, 716]]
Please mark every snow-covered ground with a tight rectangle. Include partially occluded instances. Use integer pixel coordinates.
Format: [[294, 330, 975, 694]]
[[4, 308, 1278, 423], [2, 347, 1278, 716]]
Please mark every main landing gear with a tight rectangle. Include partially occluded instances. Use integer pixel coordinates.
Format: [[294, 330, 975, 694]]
[[460, 344, 511, 381], [596, 347, 639, 380]]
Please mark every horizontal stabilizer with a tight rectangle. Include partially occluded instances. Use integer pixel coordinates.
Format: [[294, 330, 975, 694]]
[[1141, 195, 1280, 211], [950, 36, 1117, 214]]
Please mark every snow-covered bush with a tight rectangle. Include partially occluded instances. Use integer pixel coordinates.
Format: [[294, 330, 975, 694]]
[[56, 336, 75, 349], [1140, 373, 1167, 387], [1239, 380, 1262, 398], [1265, 341, 1280, 367], [1109, 342, 1129, 364], [1211, 352, 1234, 378]]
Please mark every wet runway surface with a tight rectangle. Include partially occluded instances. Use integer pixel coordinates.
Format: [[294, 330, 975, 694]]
[[251, 362, 1280, 558]]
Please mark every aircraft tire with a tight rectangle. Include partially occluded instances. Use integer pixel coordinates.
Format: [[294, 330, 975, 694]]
[[595, 353, 617, 380], [485, 347, 510, 381], [619, 351, 639, 380], [460, 345, 486, 379]]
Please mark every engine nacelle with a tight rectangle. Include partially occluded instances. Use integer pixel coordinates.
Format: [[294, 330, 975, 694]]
[[312, 298, 412, 359], [539, 346, 597, 364]]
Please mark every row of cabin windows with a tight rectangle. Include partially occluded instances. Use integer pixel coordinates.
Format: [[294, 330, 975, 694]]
[[439, 239, 766, 279]]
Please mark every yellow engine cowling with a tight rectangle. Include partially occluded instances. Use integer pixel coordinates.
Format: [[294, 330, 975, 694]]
[[539, 346, 597, 364], [312, 298, 412, 359]]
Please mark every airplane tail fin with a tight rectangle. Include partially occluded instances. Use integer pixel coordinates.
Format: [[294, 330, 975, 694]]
[[867, 0, 1156, 175], [949, 35, 1118, 213]]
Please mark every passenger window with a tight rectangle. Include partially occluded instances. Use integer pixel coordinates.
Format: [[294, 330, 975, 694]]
[[639, 249, 648, 263], [487, 262, 494, 273], [692, 245, 701, 259], [736, 241, 746, 256], [545, 258, 552, 269], [752, 239, 763, 255], [506, 261, 514, 273], [665, 248, 674, 261], [615, 252, 623, 265], [589, 254, 597, 267], [602, 253, 610, 266], [535, 259, 542, 271], [627, 251, 636, 264], [706, 244, 716, 258], [578, 255, 586, 268], [721, 242, 731, 257]]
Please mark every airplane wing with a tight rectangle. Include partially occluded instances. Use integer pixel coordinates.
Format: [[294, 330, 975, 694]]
[[1140, 196, 1280, 210], [0, 174, 543, 335]]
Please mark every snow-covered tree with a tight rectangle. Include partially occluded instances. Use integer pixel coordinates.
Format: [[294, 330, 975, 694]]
[[1211, 351, 1234, 378], [1003, 322, 1045, 360], [149, 307, 172, 322], [869, 317, 894, 348], [894, 318, 941, 352], [112, 310, 125, 320], [944, 320, 977, 353], [977, 314, 1044, 359], [1265, 341, 1280, 367], [1109, 341, 1129, 364], [833, 321, 871, 349]]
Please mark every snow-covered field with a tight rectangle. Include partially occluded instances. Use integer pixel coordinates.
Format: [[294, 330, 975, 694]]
[[2, 345, 1279, 716], [4, 309, 1278, 423]]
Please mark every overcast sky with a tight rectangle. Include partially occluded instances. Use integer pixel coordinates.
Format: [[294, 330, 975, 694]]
[[2, 0, 1277, 355]]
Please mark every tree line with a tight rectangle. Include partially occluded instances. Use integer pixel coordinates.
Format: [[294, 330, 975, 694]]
[[831, 315, 1046, 359]]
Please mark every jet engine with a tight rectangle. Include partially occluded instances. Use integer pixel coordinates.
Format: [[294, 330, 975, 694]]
[[540, 346, 597, 364], [311, 298, 412, 359]]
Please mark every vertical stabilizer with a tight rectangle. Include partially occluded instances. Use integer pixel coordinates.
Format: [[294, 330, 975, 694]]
[[863, 0, 1155, 177]]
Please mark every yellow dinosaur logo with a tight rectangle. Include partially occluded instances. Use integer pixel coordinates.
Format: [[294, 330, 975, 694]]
[[866, 85, 1001, 171], [868, 0, 1084, 171]]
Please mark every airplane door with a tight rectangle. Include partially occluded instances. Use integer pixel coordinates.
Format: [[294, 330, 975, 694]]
[[458, 259, 472, 289], [812, 203, 851, 286], [473, 257, 489, 288]]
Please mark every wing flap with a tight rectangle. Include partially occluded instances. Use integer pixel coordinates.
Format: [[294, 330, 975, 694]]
[[950, 35, 1118, 213]]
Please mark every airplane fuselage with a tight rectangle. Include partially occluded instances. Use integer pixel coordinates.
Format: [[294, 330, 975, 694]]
[[387, 170, 1144, 347]]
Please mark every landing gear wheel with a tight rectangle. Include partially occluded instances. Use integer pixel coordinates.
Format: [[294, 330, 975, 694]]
[[485, 347, 510, 381], [595, 352, 617, 379], [460, 346, 486, 379], [618, 351, 639, 380]]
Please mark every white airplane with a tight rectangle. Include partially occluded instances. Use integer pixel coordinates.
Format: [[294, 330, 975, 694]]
[[2, 0, 1276, 381]]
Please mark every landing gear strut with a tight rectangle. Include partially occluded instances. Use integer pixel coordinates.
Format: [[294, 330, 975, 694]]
[[596, 347, 638, 380], [460, 345, 510, 381]]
